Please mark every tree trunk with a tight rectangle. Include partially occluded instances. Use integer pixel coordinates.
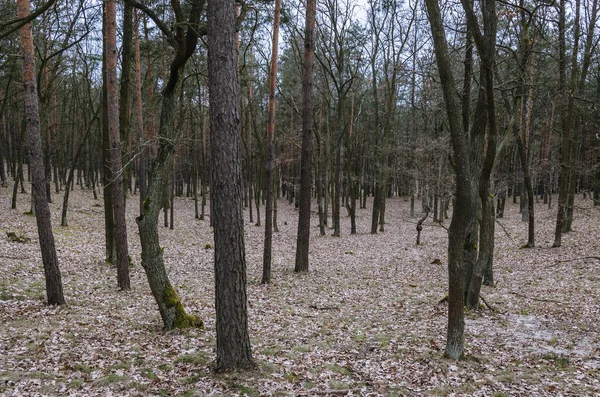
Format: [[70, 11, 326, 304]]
[[130, 0, 204, 329], [106, 0, 131, 290], [295, 0, 316, 273], [120, 1, 133, 202], [426, 0, 476, 359], [102, 1, 116, 264], [262, 0, 281, 284], [208, 0, 255, 372], [17, 0, 65, 305], [134, 10, 147, 216]]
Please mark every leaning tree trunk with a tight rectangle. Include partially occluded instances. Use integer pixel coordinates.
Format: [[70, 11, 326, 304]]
[[130, 0, 203, 330], [208, 0, 255, 372], [17, 0, 65, 305]]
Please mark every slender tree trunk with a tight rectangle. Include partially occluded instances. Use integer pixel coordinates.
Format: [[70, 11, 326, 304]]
[[101, 2, 116, 264], [295, 0, 316, 272], [553, 0, 574, 247], [208, 0, 254, 371], [134, 10, 147, 215], [132, 0, 204, 330], [120, 1, 133, 201], [17, 0, 65, 305], [262, 0, 282, 284], [426, 0, 477, 359], [106, 0, 131, 290]]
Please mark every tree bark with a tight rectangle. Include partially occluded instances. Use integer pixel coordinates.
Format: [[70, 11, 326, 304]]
[[17, 0, 65, 305], [134, 10, 147, 216], [262, 0, 282, 284], [208, 0, 255, 371], [106, 0, 131, 290], [131, 0, 204, 330], [295, 0, 316, 273], [425, 0, 476, 359]]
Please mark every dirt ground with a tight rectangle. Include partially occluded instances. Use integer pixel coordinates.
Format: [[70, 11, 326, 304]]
[[1, 181, 599, 396]]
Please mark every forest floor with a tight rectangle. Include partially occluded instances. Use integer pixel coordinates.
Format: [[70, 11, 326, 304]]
[[1, 182, 599, 397]]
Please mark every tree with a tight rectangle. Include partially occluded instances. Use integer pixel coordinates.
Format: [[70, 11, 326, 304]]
[[208, 0, 255, 371], [262, 0, 282, 284], [295, 0, 317, 273], [127, 0, 203, 330], [17, 0, 65, 305], [105, 0, 130, 290]]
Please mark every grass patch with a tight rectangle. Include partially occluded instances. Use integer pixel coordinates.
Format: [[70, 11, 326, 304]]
[[326, 364, 351, 376], [329, 380, 350, 390], [174, 351, 208, 365], [157, 363, 173, 371], [179, 374, 202, 385], [292, 344, 312, 353], [92, 374, 130, 387], [141, 369, 159, 381], [237, 384, 259, 396], [68, 379, 84, 389], [182, 390, 202, 397], [284, 371, 300, 383], [260, 346, 282, 356]]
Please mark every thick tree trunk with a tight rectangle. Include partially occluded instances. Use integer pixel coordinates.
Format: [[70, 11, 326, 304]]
[[295, 0, 316, 273], [17, 0, 65, 305], [208, 0, 255, 372]]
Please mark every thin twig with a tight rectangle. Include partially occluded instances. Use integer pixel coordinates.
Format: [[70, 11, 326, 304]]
[[479, 294, 497, 312], [509, 290, 563, 304], [495, 219, 515, 242], [546, 256, 600, 268]]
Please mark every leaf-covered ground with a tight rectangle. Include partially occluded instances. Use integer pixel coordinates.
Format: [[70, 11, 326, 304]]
[[1, 182, 599, 396]]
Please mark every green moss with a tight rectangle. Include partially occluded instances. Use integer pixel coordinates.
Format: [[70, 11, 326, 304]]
[[164, 284, 204, 329], [142, 197, 152, 214]]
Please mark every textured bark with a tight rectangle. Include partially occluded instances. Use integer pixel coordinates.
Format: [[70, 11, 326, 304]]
[[262, 0, 281, 284], [553, 0, 572, 247], [294, 0, 316, 273], [462, 0, 498, 308], [425, 0, 475, 359], [106, 0, 131, 290], [132, 0, 203, 330], [17, 0, 65, 305], [208, 0, 255, 371], [120, 1, 133, 199], [134, 10, 147, 215]]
